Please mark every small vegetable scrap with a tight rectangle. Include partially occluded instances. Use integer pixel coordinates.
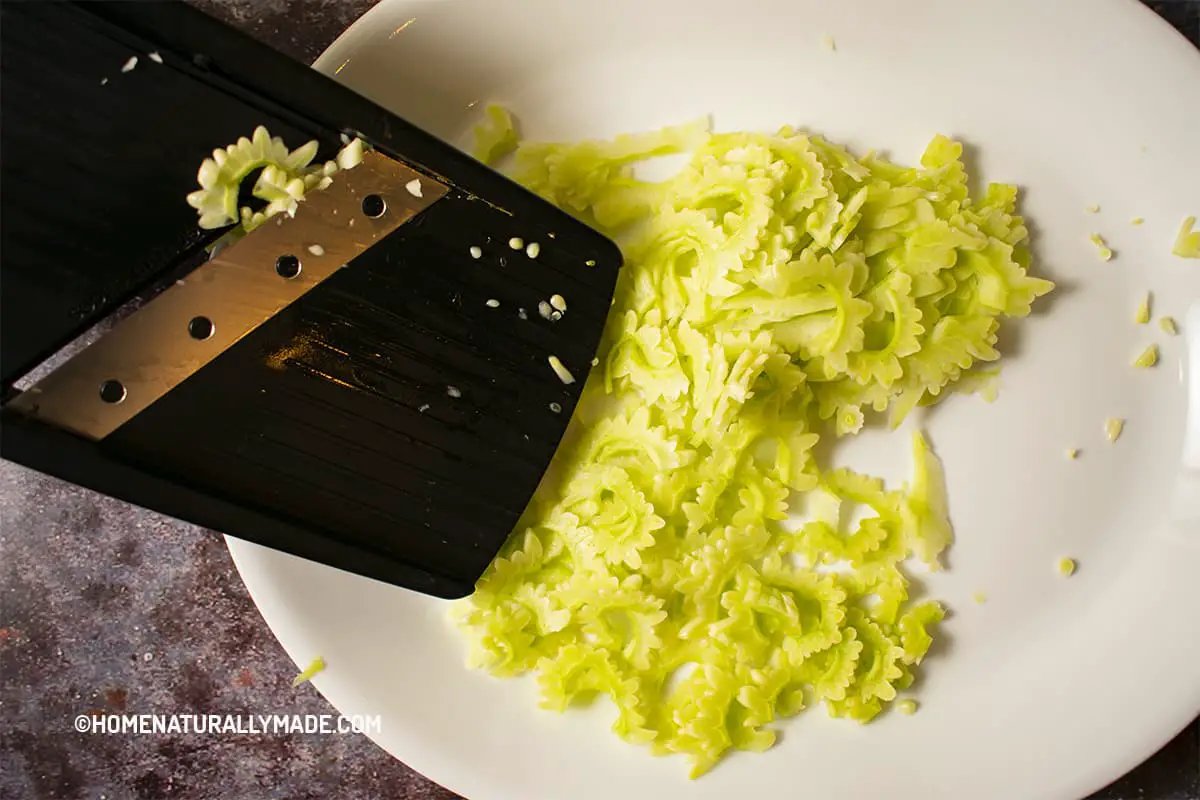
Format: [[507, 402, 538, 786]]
[[1173, 216, 1200, 258], [291, 656, 326, 687], [549, 294, 567, 313], [1134, 293, 1151, 324], [1084, 204, 1100, 213], [526, 242, 541, 258], [896, 699, 918, 715], [548, 355, 575, 385], [1159, 316, 1178, 336], [307, 244, 325, 257], [1104, 417, 1124, 443], [186, 126, 367, 237], [548, 401, 562, 414], [446, 385, 462, 398], [1089, 233, 1113, 261], [1132, 344, 1159, 369], [486, 299, 501, 308], [509, 237, 525, 250], [469, 246, 483, 259], [972, 592, 988, 604], [821, 33, 837, 52], [121, 56, 138, 73], [1130, 217, 1145, 226], [455, 111, 1054, 777], [537, 300, 553, 320], [148, 51, 164, 64], [1056, 558, 1077, 578], [405, 178, 423, 198], [337, 138, 365, 169], [1065, 448, 1079, 460]]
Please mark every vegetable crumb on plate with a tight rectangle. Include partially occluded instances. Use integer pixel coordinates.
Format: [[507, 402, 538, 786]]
[[1065, 448, 1079, 460], [1084, 203, 1100, 213], [1130, 217, 1145, 226], [549, 293, 567, 312], [1104, 417, 1124, 443], [1056, 558, 1077, 578], [526, 242, 541, 258], [1159, 316, 1178, 336], [405, 178, 423, 198], [821, 33, 836, 51], [972, 592, 987, 604], [148, 51, 163, 64], [896, 700, 918, 715], [121, 56, 138, 73], [1134, 292, 1151, 324], [509, 237, 525, 250], [1132, 344, 1158, 368], [470, 246, 483, 259], [486, 298, 501, 308], [1172, 216, 1199, 258], [446, 385, 462, 398], [1088, 233, 1113, 261]]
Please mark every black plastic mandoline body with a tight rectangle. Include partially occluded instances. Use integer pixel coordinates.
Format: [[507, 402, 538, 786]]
[[0, 1, 622, 598]]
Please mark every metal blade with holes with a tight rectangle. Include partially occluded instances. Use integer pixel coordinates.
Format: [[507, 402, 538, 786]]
[[0, 1, 621, 598]]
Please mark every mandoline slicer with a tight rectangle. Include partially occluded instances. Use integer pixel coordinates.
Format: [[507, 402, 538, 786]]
[[0, 1, 622, 599]]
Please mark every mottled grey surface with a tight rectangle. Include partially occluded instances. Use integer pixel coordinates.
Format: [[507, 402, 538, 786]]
[[2, 1, 1198, 799]]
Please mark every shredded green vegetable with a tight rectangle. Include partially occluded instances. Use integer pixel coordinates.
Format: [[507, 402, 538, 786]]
[[1135, 293, 1151, 325], [1133, 344, 1159, 368], [471, 104, 519, 166], [451, 109, 1052, 776]]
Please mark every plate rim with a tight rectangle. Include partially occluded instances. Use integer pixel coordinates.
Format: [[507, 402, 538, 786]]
[[230, 0, 1200, 797]]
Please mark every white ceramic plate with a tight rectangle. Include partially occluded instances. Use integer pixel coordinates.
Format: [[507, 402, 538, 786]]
[[227, 1, 1200, 798]]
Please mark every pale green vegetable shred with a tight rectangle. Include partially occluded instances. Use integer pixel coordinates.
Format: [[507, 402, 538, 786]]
[[449, 107, 1052, 777], [292, 656, 326, 687], [186, 126, 366, 251]]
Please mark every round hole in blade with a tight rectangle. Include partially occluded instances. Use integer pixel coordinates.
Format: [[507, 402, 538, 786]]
[[188, 316, 215, 340], [361, 194, 387, 218], [275, 254, 302, 279], [99, 379, 126, 404]]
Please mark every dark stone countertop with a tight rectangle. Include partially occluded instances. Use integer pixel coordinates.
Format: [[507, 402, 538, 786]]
[[1, 2, 1198, 799]]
